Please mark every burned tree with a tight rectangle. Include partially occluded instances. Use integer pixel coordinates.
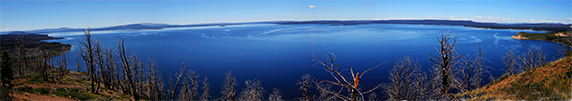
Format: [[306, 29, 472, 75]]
[[16, 35, 27, 75], [221, 71, 238, 101], [147, 59, 164, 100], [455, 54, 478, 95], [117, 37, 140, 100], [517, 47, 547, 72], [296, 74, 315, 101], [269, 88, 283, 101], [311, 52, 383, 101], [429, 30, 460, 99], [383, 57, 422, 100], [239, 79, 264, 101], [201, 77, 211, 101], [503, 49, 518, 76], [168, 58, 189, 100], [78, 28, 98, 93]]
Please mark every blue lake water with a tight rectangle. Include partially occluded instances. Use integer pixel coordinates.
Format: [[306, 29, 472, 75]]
[[47, 24, 560, 99]]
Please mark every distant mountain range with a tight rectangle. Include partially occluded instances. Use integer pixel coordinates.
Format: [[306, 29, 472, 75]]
[[276, 20, 572, 31], [3, 20, 570, 34]]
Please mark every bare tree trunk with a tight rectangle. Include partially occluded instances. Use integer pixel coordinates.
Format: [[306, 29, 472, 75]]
[[269, 88, 283, 101], [78, 28, 98, 93], [187, 70, 200, 101], [455, 54, 478, 97], [222, 71, 237, 101], [429, 30, 460, 99], [239, 79, 264, 101], [201, 76, 210, 101], [169, 58, 189, 100], [503, 49, 517, 76], [58, 52, 67, 79], [148, 58, 164, 100], [17, 35, 27, 75], [117, 37, 139, 101], [296, 74, 314, 101], [383, 57, 420, 100]]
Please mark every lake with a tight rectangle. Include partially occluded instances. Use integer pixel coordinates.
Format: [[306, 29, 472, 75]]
[[47, 24, 560, 99]]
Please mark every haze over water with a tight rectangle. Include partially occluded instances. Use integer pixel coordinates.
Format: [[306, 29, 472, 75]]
[[47, 24, 559, 99]]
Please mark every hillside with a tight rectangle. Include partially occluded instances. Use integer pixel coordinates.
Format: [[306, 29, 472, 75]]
[[9, 71, 134, 100], [460, 56, 572, 100], [461, 31, 572, 100], [1, 32, 134, 100]]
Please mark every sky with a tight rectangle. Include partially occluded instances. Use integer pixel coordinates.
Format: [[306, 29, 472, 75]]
[[1, 0, 571, 31]]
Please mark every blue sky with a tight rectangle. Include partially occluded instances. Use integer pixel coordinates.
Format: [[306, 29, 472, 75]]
[[1, 0, 570, 31]]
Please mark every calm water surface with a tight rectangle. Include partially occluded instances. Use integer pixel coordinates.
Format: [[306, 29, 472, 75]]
[[47, 24, 560, 99]]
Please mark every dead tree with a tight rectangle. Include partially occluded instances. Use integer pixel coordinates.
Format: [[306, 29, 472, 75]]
[[315, 83, 335, 101], [517, 47, 547, 72], [269, 88, 283, 101], [475, 42, 491, 88], [367, 92, 377, 101], [117, 36, 140, 100], [239, 79, 264, 101], [383, 57, 421, 100], [410, 72, 430, 100], [74, 57, 81, 72], [17, 35, 27, 75], [39, 48, 50, 81], [57, 52, 68, 78], [147, 58, 164, 100], [168, 58, 189, 100], [312, 52, 383, 101], [186, 70, 200, 100], [79, 28, 98, 93], [178, 80, 191, 101], [201, 77, 211, 101], [221, 71, 237, 101], [503, 49, 518, 76], [94, 40, 104, 93], [296, 74, 315, 101], [429, 30, 460, 99], [455, 54, 478, 96]]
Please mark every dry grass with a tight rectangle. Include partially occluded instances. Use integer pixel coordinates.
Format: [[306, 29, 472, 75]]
[[10, 71, 134, 101], [460, 56, 572, 100]]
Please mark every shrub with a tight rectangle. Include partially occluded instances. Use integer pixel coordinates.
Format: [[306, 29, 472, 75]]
[[31, 87, 50, 95], [14, 86, 34, 92], [53, 88, 93, 100]]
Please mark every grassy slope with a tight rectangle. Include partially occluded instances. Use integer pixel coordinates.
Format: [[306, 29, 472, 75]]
[[10, 71, 134, 100], [461, 56, 571, 100], [461, 31, 572, 100]]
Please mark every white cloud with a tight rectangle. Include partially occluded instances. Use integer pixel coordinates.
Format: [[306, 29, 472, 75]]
[[475, 16, 482, 18], [545, 6, 548, 9], [0, 28, 9, 31], [308, 5, 316, 8], [440, 15, 445, 18], [530, 19, 534, 21]]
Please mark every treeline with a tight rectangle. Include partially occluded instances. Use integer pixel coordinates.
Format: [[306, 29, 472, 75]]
[[1, 29, 570, 101]]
